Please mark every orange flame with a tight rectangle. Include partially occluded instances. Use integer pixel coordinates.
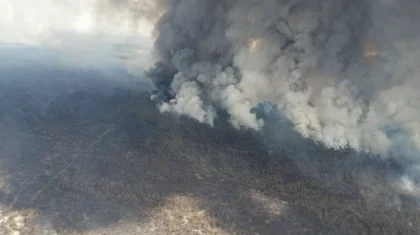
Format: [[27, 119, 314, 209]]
[[247, 38, 261, 52], [362, 40, 379, 61]]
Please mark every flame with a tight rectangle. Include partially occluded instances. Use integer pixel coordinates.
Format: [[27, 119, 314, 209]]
[[362, 40, 379, 60], [247, 38, 261, 52]]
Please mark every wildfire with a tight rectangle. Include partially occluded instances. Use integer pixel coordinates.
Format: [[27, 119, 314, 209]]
[[362, 40, 379, 59], [247, 38, 261, 52]]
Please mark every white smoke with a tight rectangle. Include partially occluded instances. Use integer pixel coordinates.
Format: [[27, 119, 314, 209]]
[[0, 0, 157, 44], [0, 0, 156, 69], [143, 0, 420, 161]]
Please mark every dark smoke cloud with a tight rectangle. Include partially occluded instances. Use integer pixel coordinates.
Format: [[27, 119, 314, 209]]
[[102, 1, 420, 167], [142, 0, 420, 158]]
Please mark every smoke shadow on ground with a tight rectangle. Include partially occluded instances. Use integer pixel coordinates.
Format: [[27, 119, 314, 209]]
[[0, 70, 419, 234]]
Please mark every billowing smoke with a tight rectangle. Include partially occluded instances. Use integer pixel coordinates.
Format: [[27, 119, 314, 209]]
[[137, 0, 420, 162]]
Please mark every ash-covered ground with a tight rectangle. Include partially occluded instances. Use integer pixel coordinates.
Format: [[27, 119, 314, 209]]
[[0, 65, 419, 235]]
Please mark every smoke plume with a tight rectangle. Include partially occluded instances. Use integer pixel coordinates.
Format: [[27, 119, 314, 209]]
[[116, 0, 420, 162]]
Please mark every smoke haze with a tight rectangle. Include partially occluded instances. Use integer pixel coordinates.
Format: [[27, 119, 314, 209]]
[[137, 0, 420, 165], [0, 0, 157, 70]]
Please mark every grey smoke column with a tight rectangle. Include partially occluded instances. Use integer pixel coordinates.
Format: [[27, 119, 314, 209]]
[[145, 0, 420, 159]]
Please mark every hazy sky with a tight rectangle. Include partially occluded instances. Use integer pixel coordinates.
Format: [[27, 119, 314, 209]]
[[0, 0, 154, 70]]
